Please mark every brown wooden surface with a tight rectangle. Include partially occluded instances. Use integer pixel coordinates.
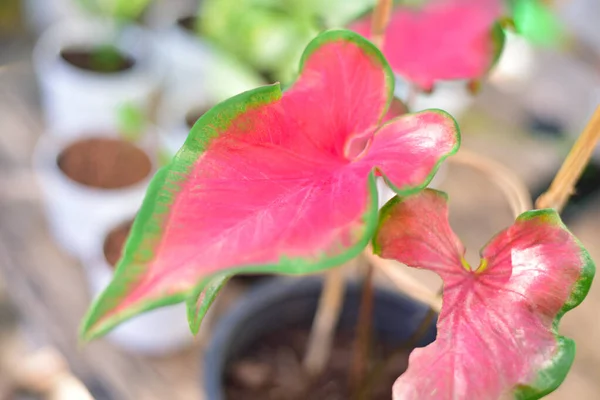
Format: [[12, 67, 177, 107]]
[[0, 41, 599, 400]]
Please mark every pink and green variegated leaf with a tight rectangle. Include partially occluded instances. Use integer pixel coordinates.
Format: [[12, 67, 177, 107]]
[[374, 189, 595, 400], [351, 0, 506, 91], [80, 29, 460, 341]]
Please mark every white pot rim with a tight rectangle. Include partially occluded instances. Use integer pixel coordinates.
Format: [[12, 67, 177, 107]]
[[33, 17, 163, 89]]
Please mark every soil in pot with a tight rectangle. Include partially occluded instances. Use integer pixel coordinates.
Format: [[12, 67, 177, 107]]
[[225, 327, 409, 400], [60, 46, 135, 74], [57, 137, 152, 189], [103, 220, 133, 268]]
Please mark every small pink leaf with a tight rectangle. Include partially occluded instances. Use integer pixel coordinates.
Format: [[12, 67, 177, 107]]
[[351, 0, 506, 91], [80, 30, 460, 340], [374, 189, 595, 400]]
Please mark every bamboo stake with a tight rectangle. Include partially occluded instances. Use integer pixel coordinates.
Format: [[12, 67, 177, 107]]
[[370, 0, 393, 49], [303, 267, 346, 375], [536, 106, 600, 212], [349, 259, 375, 397]]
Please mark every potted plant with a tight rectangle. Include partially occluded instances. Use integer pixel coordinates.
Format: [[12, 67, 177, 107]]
[[76, 1, 596, 399], [33, 0, 161, 134], [203, 277, 437, 399], [33, 124, 157, 259]]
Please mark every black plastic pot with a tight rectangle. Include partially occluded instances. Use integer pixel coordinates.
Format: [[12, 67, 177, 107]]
[[203, 277, 438, 400]]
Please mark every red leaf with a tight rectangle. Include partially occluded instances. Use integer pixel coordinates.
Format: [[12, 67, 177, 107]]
[[80, 30, 460, 340], [374, 189, 595, 400], [351, 0, 506, 91]]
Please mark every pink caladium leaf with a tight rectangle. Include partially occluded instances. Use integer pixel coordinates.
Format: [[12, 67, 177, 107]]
[[374, 189, 595, 400], [351, 0, 506, 91], [80, 29, 461, 340]]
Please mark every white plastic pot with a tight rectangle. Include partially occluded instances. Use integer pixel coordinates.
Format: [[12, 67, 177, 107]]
[[156, 14, 265, 110], [33, 19, 164, 135], [83, 217, 193, 355], [488, 30, 535, 93], [33, 127, 157, 260]]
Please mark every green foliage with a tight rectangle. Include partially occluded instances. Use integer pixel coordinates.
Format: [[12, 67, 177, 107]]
[[89, 44, 126, 73], [117, 103, 146, 142], [511, 0, 562, 47], [200, 0, 323, 84], [76, 0, 152, 21]]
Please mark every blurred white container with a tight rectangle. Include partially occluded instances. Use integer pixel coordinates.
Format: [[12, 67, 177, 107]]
[[83, 218, 193, 355], [33, 127, 156, 260], [33, 19, 164, 135], [394, 76, 474, 121], [488, 30, 535, 93], [156, 14, 265, 112]]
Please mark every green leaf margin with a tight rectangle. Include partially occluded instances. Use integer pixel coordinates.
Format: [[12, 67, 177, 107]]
[[377, 109, 461, 197], [512, 209, 595, 399]]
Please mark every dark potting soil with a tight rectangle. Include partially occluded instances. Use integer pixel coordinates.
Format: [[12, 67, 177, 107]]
[[57, 137, 152, 189], [60, 47, 135, 74], [225, 328, 409, 400], [103, 220, 133, 268]]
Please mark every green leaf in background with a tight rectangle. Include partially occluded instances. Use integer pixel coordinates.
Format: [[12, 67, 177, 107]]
[[90, 44, 126, 73], [117, 103, 146, 142], [200, 0, 320, 84], [76, 0, 152, 20], [512, 0, 562, 47]]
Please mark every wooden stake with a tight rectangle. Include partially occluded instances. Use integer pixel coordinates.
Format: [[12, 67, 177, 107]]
[[370, 0, 393, 49], [536, 106, 600, 212], [303, 267, 346, 376], [349, 262, 375, 398]]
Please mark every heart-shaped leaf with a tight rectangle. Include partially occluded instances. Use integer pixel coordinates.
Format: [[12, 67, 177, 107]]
[[80, 30, 460, 341], [351, 0, 506, 91], [374, 189, 595, 400]]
